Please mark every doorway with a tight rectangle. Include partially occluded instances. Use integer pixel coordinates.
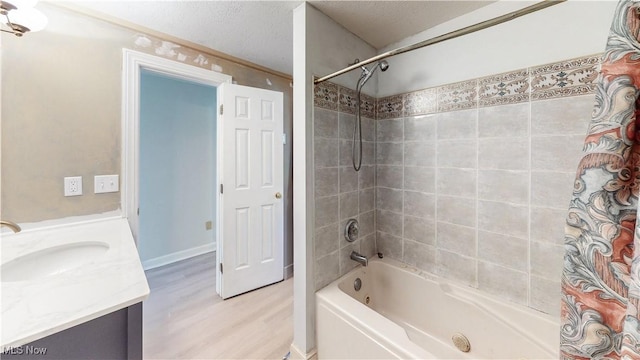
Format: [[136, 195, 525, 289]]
[[122, 50, 285, 299], [121, 49, 232, 244], [138, 70, 217, 268], [122, 50, 289, 356]]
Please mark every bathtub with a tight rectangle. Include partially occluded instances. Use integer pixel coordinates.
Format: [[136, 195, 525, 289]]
[[316, 258, 559, 359]]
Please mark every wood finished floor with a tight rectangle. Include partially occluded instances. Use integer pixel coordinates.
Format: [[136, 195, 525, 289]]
[[143, 252, 293, 359]]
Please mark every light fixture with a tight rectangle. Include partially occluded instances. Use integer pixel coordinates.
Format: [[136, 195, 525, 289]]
[[1, 0, 47, 37]]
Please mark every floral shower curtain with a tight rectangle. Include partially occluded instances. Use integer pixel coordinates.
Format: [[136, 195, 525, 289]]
[[561, 1, 640, 359]]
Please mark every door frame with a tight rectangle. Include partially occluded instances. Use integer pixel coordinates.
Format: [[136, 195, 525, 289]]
[[121, 49, 232, 248]]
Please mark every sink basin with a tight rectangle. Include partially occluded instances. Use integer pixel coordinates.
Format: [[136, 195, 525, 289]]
[[1, 241, 110, 282]]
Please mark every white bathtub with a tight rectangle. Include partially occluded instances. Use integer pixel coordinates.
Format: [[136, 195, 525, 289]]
[[316, 258, 559, 359]]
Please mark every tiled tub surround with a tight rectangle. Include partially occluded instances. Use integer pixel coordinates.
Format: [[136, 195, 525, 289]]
[[313, 54, 600, 316], [314, 82, 377, 290]]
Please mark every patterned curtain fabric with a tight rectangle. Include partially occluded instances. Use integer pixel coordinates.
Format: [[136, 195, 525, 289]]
[[561, 1, 640, 359]]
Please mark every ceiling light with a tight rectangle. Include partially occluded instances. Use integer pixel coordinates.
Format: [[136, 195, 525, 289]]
[[1, 0, 37, 13], [1, 0, 47, 37]]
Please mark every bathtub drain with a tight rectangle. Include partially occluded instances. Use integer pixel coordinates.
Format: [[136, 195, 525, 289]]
[[452, 333, 470, 353]]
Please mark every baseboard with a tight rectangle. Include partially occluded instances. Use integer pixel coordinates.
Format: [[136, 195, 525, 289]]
[[142, 243, 215, 270], [289, 344, 317, 360], [284, 264, 294, 280]]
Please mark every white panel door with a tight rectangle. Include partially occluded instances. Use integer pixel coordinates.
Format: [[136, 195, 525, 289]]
[[218, 83, 284, 299]]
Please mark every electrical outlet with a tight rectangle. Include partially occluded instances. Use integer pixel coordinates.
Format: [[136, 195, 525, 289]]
[[94, 175, 119, 194], [64, 176, 83, 196]]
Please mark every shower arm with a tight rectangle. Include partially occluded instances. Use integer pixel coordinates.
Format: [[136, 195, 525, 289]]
[[314, 0, 566, 84]]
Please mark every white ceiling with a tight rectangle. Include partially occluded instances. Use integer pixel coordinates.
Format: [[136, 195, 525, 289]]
[[68, 1, 495, 75], [309, 1, 494, 49]]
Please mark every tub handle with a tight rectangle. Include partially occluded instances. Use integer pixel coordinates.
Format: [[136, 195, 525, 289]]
[[345, 219, 359, 242]]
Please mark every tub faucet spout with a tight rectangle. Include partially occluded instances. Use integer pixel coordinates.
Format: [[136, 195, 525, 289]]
[[0, 220, 21, 233], [350, 251, 368, 267]]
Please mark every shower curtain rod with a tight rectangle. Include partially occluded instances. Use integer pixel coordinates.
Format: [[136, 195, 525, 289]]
[[314, 0, 567, 84]]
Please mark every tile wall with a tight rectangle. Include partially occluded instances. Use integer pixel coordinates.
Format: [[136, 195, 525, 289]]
[[313, 54, 600, 316], [313, 83, 378, 290]]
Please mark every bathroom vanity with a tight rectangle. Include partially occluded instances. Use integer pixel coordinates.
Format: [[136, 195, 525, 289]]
[[1, 303, 142, 360], [0, 217, 149, 360]]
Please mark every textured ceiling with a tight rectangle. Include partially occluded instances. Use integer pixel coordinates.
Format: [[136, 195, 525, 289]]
[[68, 1, 496, 75], [309, 1, 495, 49]]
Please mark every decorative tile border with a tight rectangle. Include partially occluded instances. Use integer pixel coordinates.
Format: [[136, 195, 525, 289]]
[[314, 81, 339, 111], [376, 94, 404, 119], [360, 93, 377, 119], [479, 69, 529, 107], [437, 80, 478, 112], [404, 88, 437, 117], [313, 54, 601, 116], [338, 86, 358, 115], [531, 55, 600, 101]]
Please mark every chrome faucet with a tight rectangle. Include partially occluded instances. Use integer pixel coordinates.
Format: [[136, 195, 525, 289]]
[[350, 251, 368, 267], [0, 220, 21, 233]]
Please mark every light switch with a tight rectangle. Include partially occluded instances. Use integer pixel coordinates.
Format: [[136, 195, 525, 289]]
[[94, 175, 119, 194]]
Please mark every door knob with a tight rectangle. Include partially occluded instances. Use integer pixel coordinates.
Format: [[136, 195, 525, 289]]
[[275, 192, 282, 199]]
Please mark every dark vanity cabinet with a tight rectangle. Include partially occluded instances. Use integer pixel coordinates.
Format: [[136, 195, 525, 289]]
[[1, 303, 142, 360]]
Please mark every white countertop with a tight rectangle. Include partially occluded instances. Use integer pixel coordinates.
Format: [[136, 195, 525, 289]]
[[1, 217, 150, 347]]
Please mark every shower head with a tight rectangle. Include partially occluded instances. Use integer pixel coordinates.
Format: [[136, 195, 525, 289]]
[[358, 60, 390, 89], [352, 59, 390, 172]]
